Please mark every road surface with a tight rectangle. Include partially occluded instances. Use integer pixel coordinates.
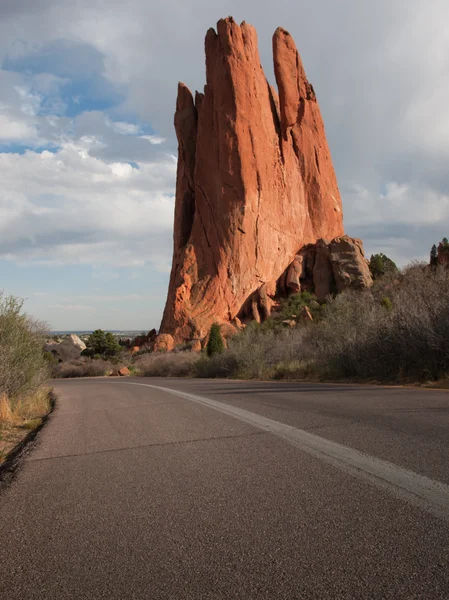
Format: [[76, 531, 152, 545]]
[[1, 378, 449, 599]]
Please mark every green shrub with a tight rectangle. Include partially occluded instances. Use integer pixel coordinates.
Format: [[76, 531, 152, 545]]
[[206, 323, 225, 357], [0, 294, 49, 399], [194, 353, 241, 378], [277, 291, 315, 319], [369, 253, 398, 280], [82, 329, 122, 359]]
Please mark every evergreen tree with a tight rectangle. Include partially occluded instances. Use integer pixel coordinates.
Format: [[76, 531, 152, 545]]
[[430, 244, 438, 267], [369, 253, 398, 280], [82, 329, 121, 358], [206, 323, 225, 357], [104, 332, 122, 357]]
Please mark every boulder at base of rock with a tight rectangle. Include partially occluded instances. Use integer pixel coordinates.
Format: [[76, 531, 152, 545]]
[[118, 367, 130, 377], [329, 236, 373, 292], [190, 339, 202, 352], [152, 334, 175, 353]]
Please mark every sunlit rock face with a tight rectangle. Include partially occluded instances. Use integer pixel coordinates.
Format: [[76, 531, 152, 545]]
[[160, 18, 346, 343]]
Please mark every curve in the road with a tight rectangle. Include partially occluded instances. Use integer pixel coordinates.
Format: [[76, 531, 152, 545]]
[[121, 382, 449, 523]]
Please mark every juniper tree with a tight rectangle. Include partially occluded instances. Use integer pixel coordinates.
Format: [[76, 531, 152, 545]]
[[206, 323, 225, 357]]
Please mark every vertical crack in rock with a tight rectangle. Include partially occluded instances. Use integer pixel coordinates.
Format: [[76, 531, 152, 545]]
[[249, 126, 262, 269]]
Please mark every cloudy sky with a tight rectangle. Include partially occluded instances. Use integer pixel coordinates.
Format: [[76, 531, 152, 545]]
[[0, 0, 448, 331]]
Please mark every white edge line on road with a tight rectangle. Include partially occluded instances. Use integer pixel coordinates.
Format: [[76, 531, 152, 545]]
[[119, 382, 449, 523]]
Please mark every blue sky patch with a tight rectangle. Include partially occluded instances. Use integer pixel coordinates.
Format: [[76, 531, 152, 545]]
[[4, 39, 125, 119], [0, 143, 59, 155]]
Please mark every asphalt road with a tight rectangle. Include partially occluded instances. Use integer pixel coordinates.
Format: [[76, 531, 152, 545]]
[[1, 378, 449, 599]]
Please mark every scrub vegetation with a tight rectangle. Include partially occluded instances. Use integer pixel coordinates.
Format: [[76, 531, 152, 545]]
[[135, 262, 449, 384], [0, 294, 52, 464]]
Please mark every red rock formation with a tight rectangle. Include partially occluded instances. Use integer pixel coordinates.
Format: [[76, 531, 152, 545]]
[[277, 235, 373, 304], [160, 18, 345, 343]]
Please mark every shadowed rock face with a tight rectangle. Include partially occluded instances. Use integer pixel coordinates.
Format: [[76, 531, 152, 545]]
[[247, 236, 373, 319], [160, 17, 345, 344]]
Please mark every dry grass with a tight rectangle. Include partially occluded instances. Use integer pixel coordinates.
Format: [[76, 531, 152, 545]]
[[52, 358, 121, 378], [269, 359, 320, 381], [0, 394, 13, 424], [134, 351, 200, 377], [0, 388, 52, 464], [422, 378, 449, 390]]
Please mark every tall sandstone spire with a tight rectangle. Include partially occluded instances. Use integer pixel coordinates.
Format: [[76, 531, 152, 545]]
[[160, 18, 346, 343]]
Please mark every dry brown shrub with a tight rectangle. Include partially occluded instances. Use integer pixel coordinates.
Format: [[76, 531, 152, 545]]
[[191, 264, 449, 383], [134, 352, 200, 377], [53, 358, 117, 378]]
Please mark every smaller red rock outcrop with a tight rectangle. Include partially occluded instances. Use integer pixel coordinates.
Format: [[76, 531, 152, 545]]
[[130, 329, 157, 352], [238, 235, 372, 323], [329, 237, 372, 293]]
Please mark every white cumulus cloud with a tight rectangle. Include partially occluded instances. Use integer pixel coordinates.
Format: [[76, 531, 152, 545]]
[[0, 141, 176, 268]]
